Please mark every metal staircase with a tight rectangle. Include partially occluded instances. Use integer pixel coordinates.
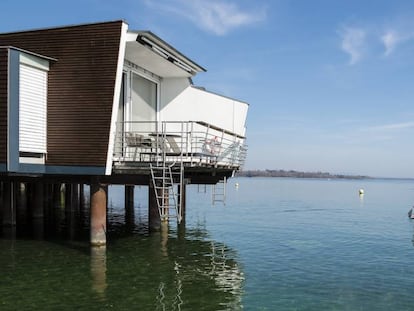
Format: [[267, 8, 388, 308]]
[[212, 177, 227, 205], [150, 128, 184, 223], [150, 163, 183, 223]]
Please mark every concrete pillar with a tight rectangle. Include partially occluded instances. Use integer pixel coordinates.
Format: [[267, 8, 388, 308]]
[[90, 183, 107, 246], [148, 184, 160, 232]]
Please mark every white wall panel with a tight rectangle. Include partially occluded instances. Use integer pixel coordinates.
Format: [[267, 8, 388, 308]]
[[161, 80, 248, 137]]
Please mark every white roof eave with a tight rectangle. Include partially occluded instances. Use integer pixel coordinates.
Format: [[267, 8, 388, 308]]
[[125, 30, 206, 78]]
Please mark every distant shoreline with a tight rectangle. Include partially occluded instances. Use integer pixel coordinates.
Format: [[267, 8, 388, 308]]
[[236, 169, 371, 180]]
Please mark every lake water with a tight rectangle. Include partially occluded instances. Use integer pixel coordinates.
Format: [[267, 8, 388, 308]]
[[1, 177, 414, 310]]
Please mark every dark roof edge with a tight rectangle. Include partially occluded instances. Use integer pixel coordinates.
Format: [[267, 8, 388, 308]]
[[0, 20, 126, 36]]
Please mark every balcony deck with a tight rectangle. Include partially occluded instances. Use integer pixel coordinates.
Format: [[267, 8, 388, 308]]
[[112, 121, 247, 173]]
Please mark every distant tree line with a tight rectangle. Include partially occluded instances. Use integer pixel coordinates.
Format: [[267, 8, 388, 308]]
[[236, 169, 370, 179]]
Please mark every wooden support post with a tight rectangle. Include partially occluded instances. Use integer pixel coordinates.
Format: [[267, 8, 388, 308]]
[[32, 182, 44, 239], [52, 183, 64, 234], [32, 182, 44, 218], [71, 183, 80, 211], [52, 184, 61, 207], [148, 184, 160, 232], [177, 183, 187, 239], [2, 182, 16, 227], [178, 183, 187, 223], [0, 182, 2, 226], [125, 185, 135, 231], [90, 182, 107, 246], [43, 183, 52, 226], [79, 184, 85, 208], [64, 183, 71, 210], [66, 184, 77, 241], [16, 183, 28, 227], [125, 185, 134, 209]]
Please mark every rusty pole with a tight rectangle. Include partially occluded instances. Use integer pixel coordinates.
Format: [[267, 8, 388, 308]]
[[90, 182, 107, 246]]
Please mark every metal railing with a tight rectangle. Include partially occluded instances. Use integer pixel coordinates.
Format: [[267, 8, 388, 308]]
[[113, 121, 247, 169]]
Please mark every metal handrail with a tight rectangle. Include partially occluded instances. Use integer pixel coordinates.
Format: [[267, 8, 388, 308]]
[[113, 121, 247, 169]]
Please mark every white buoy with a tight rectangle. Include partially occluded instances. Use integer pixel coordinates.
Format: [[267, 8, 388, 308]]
[[235, 182, 239, 189], [359, 188, 364, 195]]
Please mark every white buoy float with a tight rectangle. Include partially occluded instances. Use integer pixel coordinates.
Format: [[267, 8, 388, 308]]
[[235, 182, 239, 189], [359, 188, 364, 195]]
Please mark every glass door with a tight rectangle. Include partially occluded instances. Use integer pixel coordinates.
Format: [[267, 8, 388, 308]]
[[130, 72, 157, 134]]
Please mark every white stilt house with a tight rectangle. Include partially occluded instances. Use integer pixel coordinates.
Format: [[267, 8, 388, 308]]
[[0, 21, 248, 226]]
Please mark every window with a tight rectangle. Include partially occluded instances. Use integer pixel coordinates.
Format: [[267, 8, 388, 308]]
[[19, 62, 47, 155]]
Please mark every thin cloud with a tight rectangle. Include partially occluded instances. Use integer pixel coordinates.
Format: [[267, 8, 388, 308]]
[[380, 28, 414, 56], [364, 121, 414, 131], [340, 27, 366, 65], [143, 0, 266, 35], [381, 30, 401, 56]]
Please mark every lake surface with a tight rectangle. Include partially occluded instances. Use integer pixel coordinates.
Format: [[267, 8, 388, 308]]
[[1, 177, 414, 310]]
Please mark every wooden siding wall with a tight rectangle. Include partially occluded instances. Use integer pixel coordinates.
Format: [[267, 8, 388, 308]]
[[0, 21, 123, 167], [0, 48, 7, 164]]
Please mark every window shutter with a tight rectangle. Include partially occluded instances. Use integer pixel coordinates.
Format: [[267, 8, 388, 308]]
[[19, 63, 47, 154]]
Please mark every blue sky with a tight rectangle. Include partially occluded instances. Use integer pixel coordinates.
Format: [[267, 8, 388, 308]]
[[3, 0, 414, 177]]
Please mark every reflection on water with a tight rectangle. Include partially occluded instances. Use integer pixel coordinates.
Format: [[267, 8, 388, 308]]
[[0, 185, 244, 310], [90, 246, 107, 299], [4, 179, 414, 309], [359, 192, 364, 208]]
